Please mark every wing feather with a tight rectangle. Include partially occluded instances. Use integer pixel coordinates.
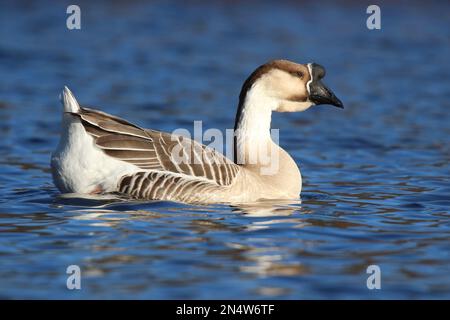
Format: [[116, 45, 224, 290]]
[[72, 106, 240, 186], [118, 171, 222, 203]]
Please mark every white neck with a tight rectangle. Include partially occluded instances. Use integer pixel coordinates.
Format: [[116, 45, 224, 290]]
[[234, 83, 278, 166], [233, 81, 301, 195]]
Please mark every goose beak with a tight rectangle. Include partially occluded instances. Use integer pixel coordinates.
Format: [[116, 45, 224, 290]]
[[308, 63, 344, 109]]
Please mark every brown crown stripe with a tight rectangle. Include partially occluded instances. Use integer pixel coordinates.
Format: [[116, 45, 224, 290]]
[[232, 59, 310, 163], [234, 59, 309, 130]]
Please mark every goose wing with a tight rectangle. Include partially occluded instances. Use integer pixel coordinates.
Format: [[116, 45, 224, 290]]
[[117, 171, 223, 203], [72, 106, 240, 186]]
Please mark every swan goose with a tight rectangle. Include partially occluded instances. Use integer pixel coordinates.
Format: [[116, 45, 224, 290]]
[[51, 60, 343, 204]]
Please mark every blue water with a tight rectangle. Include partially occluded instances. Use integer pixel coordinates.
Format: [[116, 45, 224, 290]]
[[0, 0, 449, 299]]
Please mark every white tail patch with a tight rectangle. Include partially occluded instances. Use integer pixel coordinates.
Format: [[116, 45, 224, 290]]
[[60, 86, 80, 113]]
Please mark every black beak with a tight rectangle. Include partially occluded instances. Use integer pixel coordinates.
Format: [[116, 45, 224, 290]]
[[308, 63, 344, 109]]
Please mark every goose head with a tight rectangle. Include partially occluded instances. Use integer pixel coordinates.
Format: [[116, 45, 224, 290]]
[[238, 59, 343, 113]]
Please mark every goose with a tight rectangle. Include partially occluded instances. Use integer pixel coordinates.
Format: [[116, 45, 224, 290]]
[[51, 59, 343, 204]]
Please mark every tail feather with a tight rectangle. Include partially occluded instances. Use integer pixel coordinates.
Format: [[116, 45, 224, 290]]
[[60, 86, 80, 113]]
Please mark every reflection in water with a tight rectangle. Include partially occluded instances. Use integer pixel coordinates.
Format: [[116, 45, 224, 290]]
[[231, 199, 302, 217], [0, 1, 449, 299], [66, 199, 312, 292], [1, 172, 449, 298]]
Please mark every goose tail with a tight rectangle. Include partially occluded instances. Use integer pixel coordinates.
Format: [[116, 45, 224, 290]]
[[60, 86, 80, 113]]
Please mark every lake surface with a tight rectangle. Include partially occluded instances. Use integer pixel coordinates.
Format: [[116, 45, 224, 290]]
[[0, 0, 449, 299]]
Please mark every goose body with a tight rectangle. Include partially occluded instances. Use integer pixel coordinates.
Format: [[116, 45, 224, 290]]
[[51, 60, 342, 204]]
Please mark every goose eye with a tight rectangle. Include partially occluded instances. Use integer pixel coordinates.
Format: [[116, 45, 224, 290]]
[[296, 72, 304, 78]]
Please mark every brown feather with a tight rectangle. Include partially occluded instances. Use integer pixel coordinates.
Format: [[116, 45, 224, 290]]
[[96, 135, 153, 150], [74, 105, 240, 186]]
